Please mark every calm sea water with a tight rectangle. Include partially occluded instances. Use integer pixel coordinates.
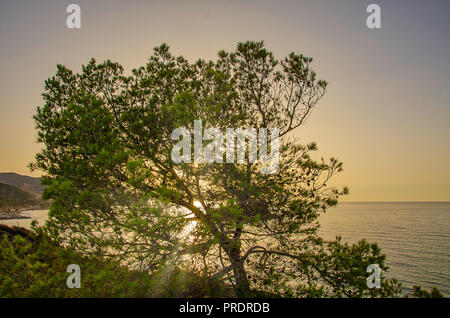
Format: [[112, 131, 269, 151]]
[[319, 202, 450, 296], [2, 202, 449, 297]]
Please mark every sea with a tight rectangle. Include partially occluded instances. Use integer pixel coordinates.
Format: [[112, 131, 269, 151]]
[[318, 202, 450, 296], [2, 202, 449, 297]]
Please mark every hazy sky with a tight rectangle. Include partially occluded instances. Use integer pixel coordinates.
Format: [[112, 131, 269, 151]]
[[0, 0, 449, 201]]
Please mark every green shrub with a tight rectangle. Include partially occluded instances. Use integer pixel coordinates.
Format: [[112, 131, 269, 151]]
[[0, 224, 227, 297]]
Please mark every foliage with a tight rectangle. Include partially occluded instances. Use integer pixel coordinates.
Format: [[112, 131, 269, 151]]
[[0, 224, 226, 297], [31, 41, 402, 297], [0, 224, 151, 297], [411, 286, 444, 298]]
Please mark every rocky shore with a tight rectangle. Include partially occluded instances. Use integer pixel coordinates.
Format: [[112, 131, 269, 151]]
[[0, 212, 31, 220]]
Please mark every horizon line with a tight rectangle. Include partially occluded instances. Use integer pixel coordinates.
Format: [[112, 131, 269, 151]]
[[339, 201, 450, 203], [1, 172, 449, 203]]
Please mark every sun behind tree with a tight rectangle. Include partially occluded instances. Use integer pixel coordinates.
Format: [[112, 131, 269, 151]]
[[31, 41, 401, 297]]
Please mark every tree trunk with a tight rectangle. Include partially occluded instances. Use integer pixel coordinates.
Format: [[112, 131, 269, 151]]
[[230, 247, 251, 297]]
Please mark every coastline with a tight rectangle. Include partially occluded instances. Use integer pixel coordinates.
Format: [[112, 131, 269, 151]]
[[0, 212, 31, 220], [0, 206, 47, 220]]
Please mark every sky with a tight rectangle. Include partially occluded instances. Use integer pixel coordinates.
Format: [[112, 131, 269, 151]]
[[0, 0, 449, 201]]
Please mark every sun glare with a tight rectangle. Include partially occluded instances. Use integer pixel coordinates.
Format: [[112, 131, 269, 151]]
[[182, 200, 202, 240]]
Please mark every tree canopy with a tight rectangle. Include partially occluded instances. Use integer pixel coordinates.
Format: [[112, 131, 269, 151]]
[[32, 41, 401, 297]]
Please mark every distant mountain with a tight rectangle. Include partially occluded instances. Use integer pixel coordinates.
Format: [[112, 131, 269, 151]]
[[0, 182, 48, 211], [0, 172, 46, 198]]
